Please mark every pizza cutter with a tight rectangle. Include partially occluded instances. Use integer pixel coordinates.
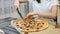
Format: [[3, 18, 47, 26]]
[[16, 8, 27, 24]]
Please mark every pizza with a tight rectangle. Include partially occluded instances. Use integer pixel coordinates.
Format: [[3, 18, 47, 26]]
[[12, 17, 48, 32]]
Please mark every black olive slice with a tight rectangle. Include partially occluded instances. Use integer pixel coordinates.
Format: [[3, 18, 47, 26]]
[[37, 28, 39, 29], [17, 25, 19, 26], [42, 23, 44, 24], [20, 27, 22, 29], [26, 29, 29, 30]]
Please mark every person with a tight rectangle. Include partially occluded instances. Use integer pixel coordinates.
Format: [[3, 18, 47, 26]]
[[14, 0, 27, 10], [14, 0, 59, 20]]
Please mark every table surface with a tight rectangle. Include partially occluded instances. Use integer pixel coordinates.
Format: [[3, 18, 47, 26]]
[[0, 14, 59, 34], [0, 17, 21, 34]]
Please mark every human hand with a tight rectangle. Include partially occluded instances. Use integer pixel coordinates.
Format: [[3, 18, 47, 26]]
[[19, 0, 28, 3], [27, 12, 35, 17], [14, 0, 20, 9], [25, 12, 38, 19]]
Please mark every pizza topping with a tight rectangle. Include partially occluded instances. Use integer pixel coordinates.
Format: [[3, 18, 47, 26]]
[[26, 29, 29, 30], [29, 21, 32, 24], [37, 28, 39, 29], [42, 23, 44, 24], [40, 26, 43, 27], [24, 24, 26, 26], [13, 17, 48, 32], [17, 25, 19, 26], [26, 25, 30, 28], [37, 23, 41, 26], [20, 27, 22, 29]]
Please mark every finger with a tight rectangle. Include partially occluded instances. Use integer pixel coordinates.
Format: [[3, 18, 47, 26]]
[[26, 14, 33, 18]]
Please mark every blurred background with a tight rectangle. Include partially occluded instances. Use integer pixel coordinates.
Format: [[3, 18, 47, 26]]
[[0, 0, 60, 19], [0, 0, 29, 19]]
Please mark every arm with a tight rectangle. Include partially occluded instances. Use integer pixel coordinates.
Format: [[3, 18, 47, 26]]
[[27, 5, 58, 19], [37, 5, 58, 19], [19, 0, 28, 3], [37, 0, 59, 19]]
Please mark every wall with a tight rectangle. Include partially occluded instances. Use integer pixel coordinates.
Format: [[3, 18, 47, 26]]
[[0, 0, 60, 19]]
